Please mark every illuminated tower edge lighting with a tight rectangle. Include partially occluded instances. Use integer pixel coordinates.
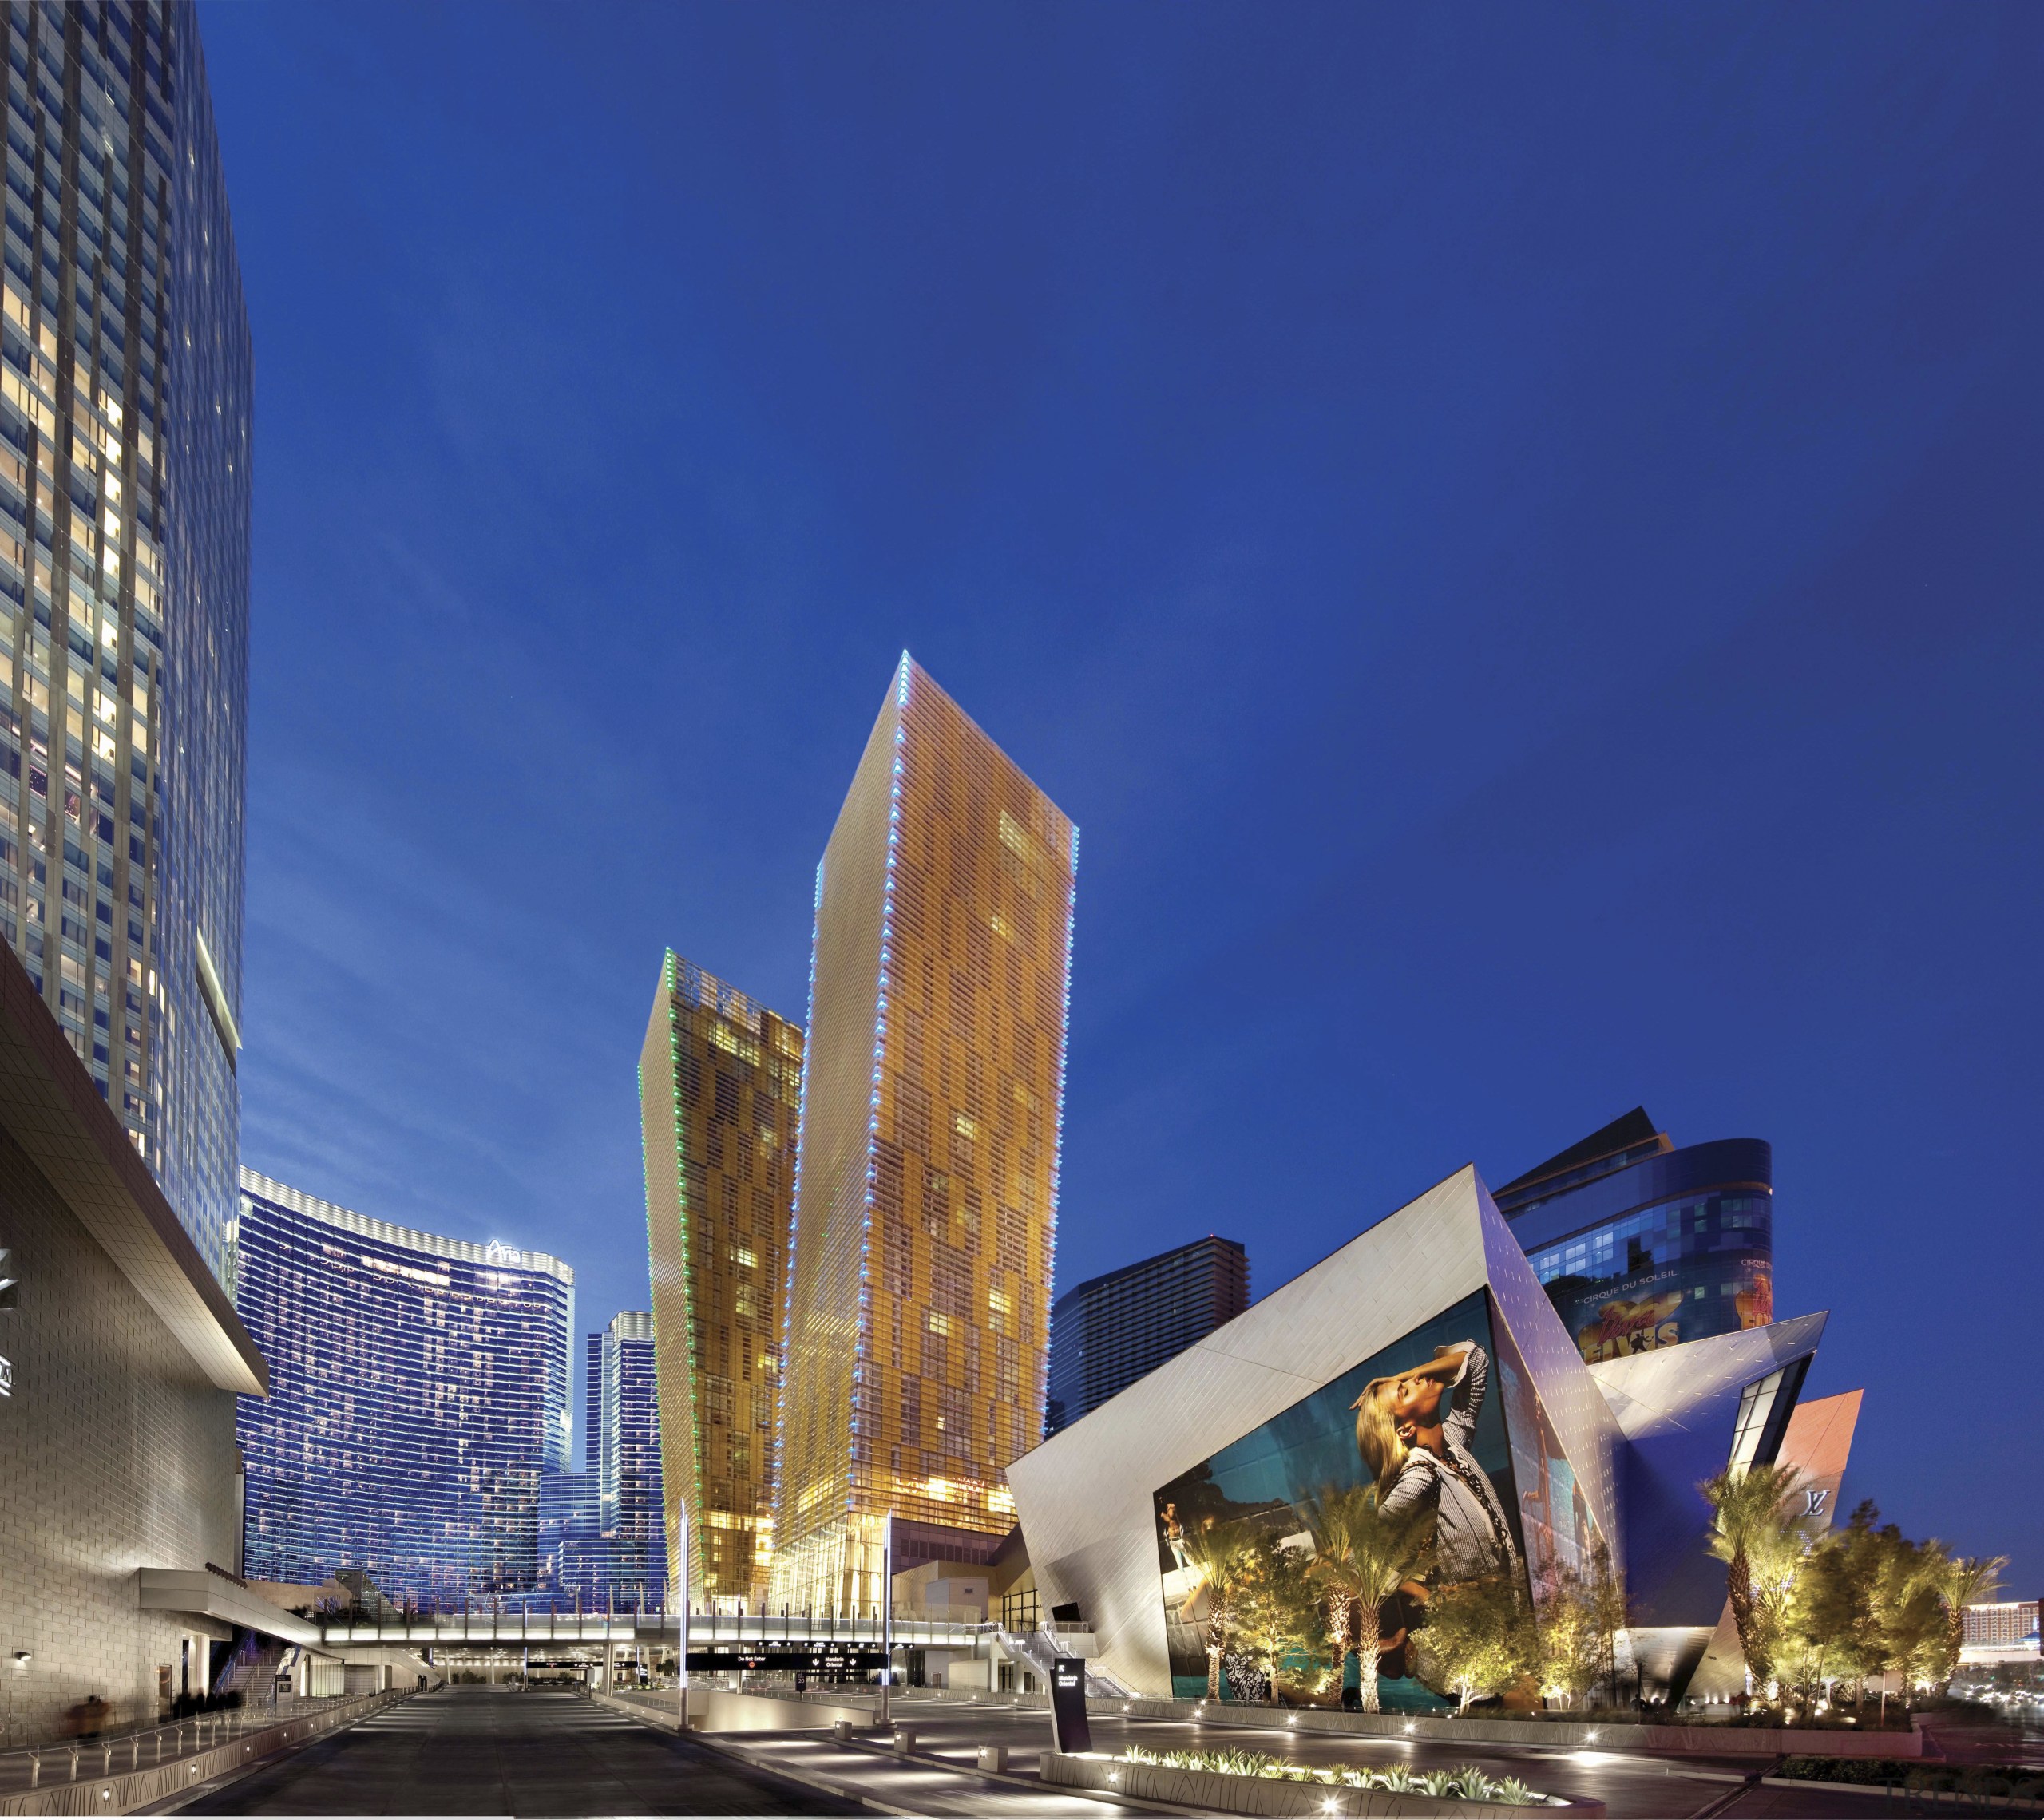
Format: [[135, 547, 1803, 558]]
[[639, 952, 804, 1608], [771, 653, 1078, 1617]]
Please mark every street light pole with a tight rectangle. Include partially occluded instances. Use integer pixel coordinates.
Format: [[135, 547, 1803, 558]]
[[880, 1511, 893, 1731], [677, 1505, 690, 1735]]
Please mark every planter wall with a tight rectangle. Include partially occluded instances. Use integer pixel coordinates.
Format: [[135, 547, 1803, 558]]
[[1042, 1751, 1604, 1819], [1107, 1697, 1922, 1759]]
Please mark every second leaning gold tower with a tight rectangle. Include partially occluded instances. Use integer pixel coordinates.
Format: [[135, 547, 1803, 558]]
[[640, 954, 803, 1605]]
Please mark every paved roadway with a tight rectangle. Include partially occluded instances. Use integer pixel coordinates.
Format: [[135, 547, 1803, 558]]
[[176, 1687, 861, 1817], [170, 1683, 2009, 1818]]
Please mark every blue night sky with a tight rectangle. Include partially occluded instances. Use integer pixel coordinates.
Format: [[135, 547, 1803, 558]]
[[200, 5, 2042, 1576]]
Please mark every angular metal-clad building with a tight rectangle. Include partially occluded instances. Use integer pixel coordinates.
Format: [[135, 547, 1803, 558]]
[[1591, 1312, 1827, 1691], [639, 954, 802, 1605], [1009, 1164, 1839, 1707], [774, 655, 1077, 1615]]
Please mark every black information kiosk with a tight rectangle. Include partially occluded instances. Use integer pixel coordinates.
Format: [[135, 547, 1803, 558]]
[[1049, 1656, 1092, 1755]]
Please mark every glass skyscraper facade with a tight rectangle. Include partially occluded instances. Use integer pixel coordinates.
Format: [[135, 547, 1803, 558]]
[[639, 953, 802, 1606], [1046, 1236, 1250, 1434], [537, 1312, 667, 1610], [598, 1310, 666, 1608], [0, 1, 249, 1288], [537, 1467, 602, 1606], [234, 1169, 574, 1607], [1496, 1108, 1774, 1364], [774, 655, 1077, 1616]]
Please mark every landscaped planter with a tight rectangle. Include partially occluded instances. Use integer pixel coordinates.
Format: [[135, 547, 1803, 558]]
[[1042, 1751, 1605, 1818], [1107, 1696, 1923, 1759]]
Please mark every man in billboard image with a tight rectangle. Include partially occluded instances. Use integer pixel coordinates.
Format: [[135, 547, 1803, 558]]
[[1354, 1340, 1519, 1585]]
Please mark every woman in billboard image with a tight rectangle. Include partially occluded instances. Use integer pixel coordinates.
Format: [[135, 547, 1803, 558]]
[[1353, 1339, 1519, 1584]]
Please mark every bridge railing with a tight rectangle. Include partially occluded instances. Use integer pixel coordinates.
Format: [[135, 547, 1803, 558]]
[[317, 1610, 990, 1648]]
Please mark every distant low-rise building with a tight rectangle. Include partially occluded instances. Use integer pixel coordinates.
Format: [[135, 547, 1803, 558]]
[[1963, 1600, 2042, 1665]]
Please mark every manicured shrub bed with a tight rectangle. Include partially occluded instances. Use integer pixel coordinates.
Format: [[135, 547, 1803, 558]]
[[1119, 1743, 1552, 1806], [1778, 1756, 2044, 1799]]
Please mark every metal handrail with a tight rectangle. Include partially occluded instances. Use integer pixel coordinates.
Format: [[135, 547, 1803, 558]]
[[0, 1689, 394, 1793]]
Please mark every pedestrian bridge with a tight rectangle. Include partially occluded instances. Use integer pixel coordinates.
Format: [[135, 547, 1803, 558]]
[[315, 1610, 986, 1652]]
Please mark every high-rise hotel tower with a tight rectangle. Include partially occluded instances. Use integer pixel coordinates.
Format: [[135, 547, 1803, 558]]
[[640, 954, 803, 1605], [773, 655, 1076, 1615], [0, 2, 249, 1285], [235, 1171, 575, 1607]]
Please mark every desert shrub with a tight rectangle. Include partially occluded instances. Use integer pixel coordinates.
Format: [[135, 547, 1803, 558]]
[[1777, 1756, 1917, 1786], [1103, 1745, 1555, 1806]]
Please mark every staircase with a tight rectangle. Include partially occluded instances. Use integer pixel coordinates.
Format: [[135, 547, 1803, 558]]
[[997, 1627, 1134, 1700], [216, 1632, 288, 1708]]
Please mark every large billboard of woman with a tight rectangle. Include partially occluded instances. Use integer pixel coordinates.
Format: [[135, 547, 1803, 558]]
[[1152, 1290, 1531, 1707]]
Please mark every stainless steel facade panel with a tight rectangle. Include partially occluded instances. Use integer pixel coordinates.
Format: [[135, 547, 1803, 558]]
[[1009, 1165, 1824, 1700], [1008, 1167, 1491, 1695]]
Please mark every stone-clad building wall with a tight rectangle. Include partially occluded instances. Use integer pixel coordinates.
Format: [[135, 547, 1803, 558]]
[[0, 1118, 240, 1746]]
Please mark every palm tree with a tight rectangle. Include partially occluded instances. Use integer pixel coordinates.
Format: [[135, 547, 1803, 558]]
[[1700, 1462, 1807, 1693], [1935, 1553, 2006, 1689], [1301, 1484, 1432, 1713], [1179, 1521, 1253, 1699]]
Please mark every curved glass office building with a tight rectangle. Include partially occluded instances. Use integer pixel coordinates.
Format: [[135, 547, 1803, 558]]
[[235, 1169, 572, 1606], [1496, 1109, 1772, 1364]]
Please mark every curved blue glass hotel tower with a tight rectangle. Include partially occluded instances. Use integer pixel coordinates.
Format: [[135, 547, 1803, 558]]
[[1497, 1108, 1773, 1364], [234, 1169, 572, 1606]]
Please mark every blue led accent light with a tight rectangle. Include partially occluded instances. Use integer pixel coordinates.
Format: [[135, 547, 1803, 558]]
[[778, 861, 827, 1463]]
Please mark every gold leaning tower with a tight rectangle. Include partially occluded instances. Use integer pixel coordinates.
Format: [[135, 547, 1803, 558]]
[[640, 954, 804, 1606], [770, 654, 1078, 1616]]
